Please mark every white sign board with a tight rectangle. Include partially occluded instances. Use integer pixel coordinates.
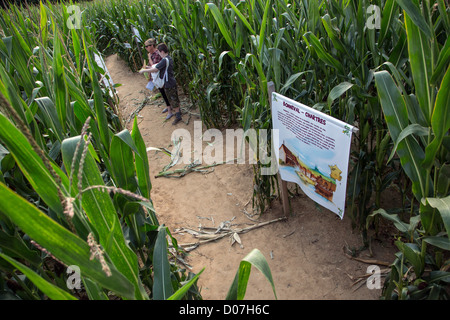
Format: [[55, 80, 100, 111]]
[[271, 92, 354, 219]]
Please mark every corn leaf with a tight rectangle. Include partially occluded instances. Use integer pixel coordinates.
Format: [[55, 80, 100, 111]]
[[379, 0, 398, 45], [0, 229, 41, 266], [226, 248, 277, 300], [153, 226, 173, 300], [303, 32, 343, 74], [167, 268, 204, 300], [82, 277, 109, 300], [0, 182, 135, 299], [422, 196, 450, 239], [431, 37, 450, 85], [395, 0, 432, 38], [110, 130, 139, 192], [227, 0, 255, 35], [374, 70, 429, 200], [0, 113, 64, 215], [327, 82, 354, 109], [82, 32, 110, 153], [423, 236, 450, 251], [35, 97, 65, 142], [0, 252, 77, 300], [404, 2, 433, 124], [131, 116, 152, 199], [39, 1, 48, 50], [52, 24, 68, 132], [258, 0, 271, 56], [61, 135, 147, 300], [367, 209, 411, 234], [395, 241, 424, 277], [205, 3, 234, 51], [423, 66, 450, 169], [388, 123, 430, 163]]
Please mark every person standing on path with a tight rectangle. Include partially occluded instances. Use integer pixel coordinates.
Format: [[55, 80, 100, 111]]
[[141, 38, 171, 116], [142, 43, 182, 125]]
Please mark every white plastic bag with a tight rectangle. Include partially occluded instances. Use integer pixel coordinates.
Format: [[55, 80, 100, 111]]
[[146, 81, 155, 91]]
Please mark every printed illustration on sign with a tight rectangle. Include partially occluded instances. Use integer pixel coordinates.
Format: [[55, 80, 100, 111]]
[[279, 141, 340, 203]]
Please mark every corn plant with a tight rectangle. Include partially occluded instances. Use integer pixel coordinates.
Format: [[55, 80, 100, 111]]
[[82, 0, 446, 235], [371, 0, 449, 300], [0, 1, 202, 300], [0, 0, 279, 301]]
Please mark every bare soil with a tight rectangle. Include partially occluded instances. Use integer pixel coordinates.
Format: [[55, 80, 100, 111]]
[[105, 54, 398, 300]]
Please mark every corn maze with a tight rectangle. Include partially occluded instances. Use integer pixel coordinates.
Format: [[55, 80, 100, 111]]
[[0, 0, 448, 301]]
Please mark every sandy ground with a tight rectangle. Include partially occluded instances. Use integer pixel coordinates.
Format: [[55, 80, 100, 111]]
[[105, 54, 398, 300]]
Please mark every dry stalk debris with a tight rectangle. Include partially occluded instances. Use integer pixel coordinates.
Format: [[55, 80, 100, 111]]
[[176, 216, 287, 252]]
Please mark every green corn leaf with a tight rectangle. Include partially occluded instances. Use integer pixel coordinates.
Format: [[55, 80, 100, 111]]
[[0, 229, 41, 266], [35, 97, 65, 142], [423, 236, 450, 251], [0, 252, 77, 300], [307, 0, 320, 33], [61, 136, 147, 300], [422, 196, 450, 239], [82, 277, 109, 300], [367, 209, 410, 234], [82, 32, 110, 153], [39, 1, 48, 48], [379, 0, 398, 45], [395, 0, 432, 38], [388, 29, 408, 68], [280, 71, 312, 95], [430, 37, 449, 85], [153, 226, 173, 300], [227, 0, 255, 35], [374, 70, 429, 200], [404, 2, 433, 124], [52, 24, 68, 132], [303, 32, 343, 74], [0, 63, 28, 124], [244, 53, 267, 99], [205, 3, 234, 51], [321, 14, 346, 54], [327, 82, 354, 109], [218, 50, 235, 70], [70, 28, 82, 75], [0, 182, 136, 299], [437, 164, 450, 196], [9, 18, 32, 57], [423, 66, 450, 169], [258, 0, 271, 56], [226, 248, 277, 300], [0, 113, 64, 215], [168, 268, 204, 300], [395, 241, 424, 277], [387, 123, 430, 163], [436, 0, 450, 33], [131, 116, 152, 199], [110, 130, 139, 192]]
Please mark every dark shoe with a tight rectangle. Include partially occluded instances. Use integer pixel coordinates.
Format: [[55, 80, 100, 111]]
[[172, 116, 182, 125], [162, 108, 168, 113]]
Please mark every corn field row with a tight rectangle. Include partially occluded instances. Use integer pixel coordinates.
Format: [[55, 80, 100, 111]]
[[0, 0, 448, 300]]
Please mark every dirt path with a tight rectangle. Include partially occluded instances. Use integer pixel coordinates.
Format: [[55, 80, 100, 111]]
[[105, 54, 397, 300]]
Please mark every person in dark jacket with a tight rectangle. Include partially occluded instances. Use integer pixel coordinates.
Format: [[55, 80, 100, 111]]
[[142, 43, 182, 125], [141, 38, 171, 115]]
